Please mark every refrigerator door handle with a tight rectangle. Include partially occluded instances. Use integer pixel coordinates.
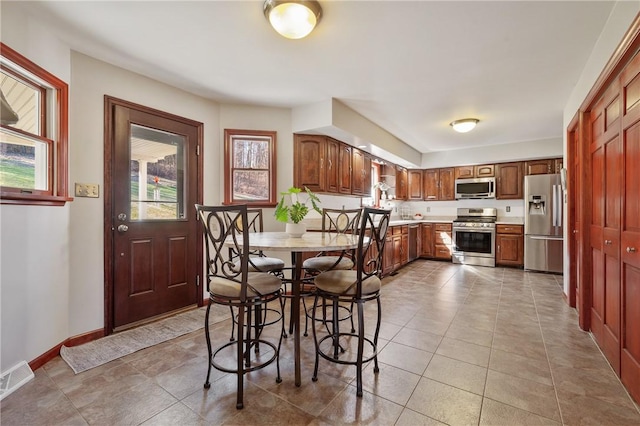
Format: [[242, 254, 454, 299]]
[[552, 184, 558, 228], [529, 236, 564, 241]]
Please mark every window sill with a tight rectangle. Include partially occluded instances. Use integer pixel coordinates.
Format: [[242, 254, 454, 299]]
[[1, 192, 74, 206]]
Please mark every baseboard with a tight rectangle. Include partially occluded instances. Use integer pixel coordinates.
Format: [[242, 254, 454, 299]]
[[28, 329, 104, 372]]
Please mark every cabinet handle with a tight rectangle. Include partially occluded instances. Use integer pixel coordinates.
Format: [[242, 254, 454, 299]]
[[573, 230, 578, 234], [320, 158, 323, 169], [328, 159, 332, 170], [627, 247, 637, 253], [497, 245, 500, 252]]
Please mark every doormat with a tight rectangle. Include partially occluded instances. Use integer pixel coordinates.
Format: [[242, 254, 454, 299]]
[[60, 305, 228, 374]]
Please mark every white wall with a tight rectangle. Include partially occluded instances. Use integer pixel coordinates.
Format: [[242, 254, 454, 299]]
[[1, 3, 73, 373], [560, 2, 640, 294]]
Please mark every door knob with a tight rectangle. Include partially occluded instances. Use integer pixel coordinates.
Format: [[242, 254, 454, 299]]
[[604, 240, 612, 245], [117, 224, 129, 233], [627, 247, 637, 253], [573, 230, 578, 234]]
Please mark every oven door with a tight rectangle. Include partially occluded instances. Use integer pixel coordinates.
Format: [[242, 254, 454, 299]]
[[452, 227, 495, 258]]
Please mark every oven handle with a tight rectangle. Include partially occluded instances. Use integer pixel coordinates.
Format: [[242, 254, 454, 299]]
[[453, 227, 495, 233]]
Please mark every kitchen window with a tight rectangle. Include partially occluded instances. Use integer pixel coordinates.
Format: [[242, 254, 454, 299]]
[[223, 129, 277, 207], [0, 42, 70, 206]]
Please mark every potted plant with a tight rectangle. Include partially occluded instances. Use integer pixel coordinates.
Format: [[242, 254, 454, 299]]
[[274, 186, 321, 237]]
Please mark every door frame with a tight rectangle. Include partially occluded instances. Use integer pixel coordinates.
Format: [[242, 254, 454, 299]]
[[103, 96, 204, 335]]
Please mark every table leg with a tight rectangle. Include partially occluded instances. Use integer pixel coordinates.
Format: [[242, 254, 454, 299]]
[[292, 251, 301, 387]]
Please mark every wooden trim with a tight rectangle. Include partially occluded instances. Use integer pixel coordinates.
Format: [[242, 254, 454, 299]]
[[28, 329, 104, 371], [579, 13, 640, 112], [578, 109, 592, 331]]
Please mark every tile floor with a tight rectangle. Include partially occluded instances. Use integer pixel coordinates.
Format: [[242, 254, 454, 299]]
[[3, 260, 640, 425]]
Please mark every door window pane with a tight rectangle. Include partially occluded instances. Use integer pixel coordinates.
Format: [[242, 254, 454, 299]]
[[129, 124, 185, 220]]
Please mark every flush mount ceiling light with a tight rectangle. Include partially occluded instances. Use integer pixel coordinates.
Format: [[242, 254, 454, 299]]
[[450, 118, 479, 133], [263, 0, 322, 39]]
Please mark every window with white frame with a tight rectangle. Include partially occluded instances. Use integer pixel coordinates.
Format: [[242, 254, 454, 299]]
[[1, 42, 70, 206]]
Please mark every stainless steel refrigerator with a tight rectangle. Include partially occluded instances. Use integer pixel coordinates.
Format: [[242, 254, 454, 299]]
[[524, 174, 563, 273]]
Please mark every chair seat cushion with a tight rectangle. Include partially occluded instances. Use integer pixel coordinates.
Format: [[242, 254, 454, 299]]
[[303, 256, 354, 272], [314, 270, 381, 296], [235, 256, 285, 272], [210, 272, 282, 299]]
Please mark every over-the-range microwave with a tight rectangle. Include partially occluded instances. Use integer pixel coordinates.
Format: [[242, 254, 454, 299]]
[[455, 177, 496, 199]]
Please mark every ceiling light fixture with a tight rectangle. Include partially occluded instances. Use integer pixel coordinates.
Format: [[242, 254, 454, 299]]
[[450, 118, 479, 133], [263, 0, 322, 40]]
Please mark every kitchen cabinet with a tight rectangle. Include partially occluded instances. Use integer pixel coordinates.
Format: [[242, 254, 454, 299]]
[[496, 224, 524, 267], [383, 225, 409, 275], [421, 223, 433, 257], [294, 134, 326, 192], [433, 223, 452, 260], [338, 143, 352, 195], [396, 167, 408, 200], [423, 168, 455, 201], [554, 157, 564, 173], [525, 159, 556, 175], [351, 148, 372, 196], [326, 137, 340, 193], [407, 170, 423, 200], [496, 162, 523, 200], [454, 164, 495, 179]]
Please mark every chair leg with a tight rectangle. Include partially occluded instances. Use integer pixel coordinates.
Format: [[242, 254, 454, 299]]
[[349, 300, 356, 333], [229, 306, 236, 341], [311, 293, 320, 382], [356, 299, 365, 397], [204, 299, 213, 389], [373, 296, 382, 374], [245, 304, 252, 368], [276, 295, 284, 384], [236, 305, 245, 409], [332, 298, 340, 360]]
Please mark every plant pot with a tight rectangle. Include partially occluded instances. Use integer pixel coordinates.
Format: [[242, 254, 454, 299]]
[[285, 222, 306, 238]]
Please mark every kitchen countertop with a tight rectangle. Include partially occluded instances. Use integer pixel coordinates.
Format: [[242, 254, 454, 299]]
[[302, 215, 524, 230]]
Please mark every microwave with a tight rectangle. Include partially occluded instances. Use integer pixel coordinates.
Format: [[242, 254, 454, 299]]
[[455, 177, 496, 199]]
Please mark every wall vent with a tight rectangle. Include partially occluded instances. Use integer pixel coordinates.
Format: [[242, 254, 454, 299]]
[[0, 361, 34, 401]]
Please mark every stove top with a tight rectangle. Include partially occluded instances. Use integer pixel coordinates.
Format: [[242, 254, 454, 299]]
[[454, 207, 497, 228]]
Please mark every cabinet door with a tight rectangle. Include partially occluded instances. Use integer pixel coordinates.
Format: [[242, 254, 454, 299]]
[[423, 169, 439, 200], [475, 164, 495, 177], [363, 154, 372, 197], [525, 159, 554, 175], [496, 162, 523, 199], [338, 144, 352, 194], [351, 147, 366, 195], [383, 235, 394, 275], [434, 223, 452, 259], [438, 168, 455, 200], [392, 235, 403, 270], [496, 234, 524, 266], [294, 134, 325, 192], [396, 167, 408, 200], [408, 170, 423, 200], [454, 166, 474, 179], [421, 224, 433, 257], [326, 138, 340, 193], [554, 158, 564, 174], [401, 234, 409, 265]]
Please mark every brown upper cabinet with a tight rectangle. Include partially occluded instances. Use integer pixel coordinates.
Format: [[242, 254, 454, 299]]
[[351, 148, 372, 196], [293, 134, 326, 192], [496, 162, 523, 199], [454, 164, 495, 179], [407, 169, 423, 200], [338, 143, 353, 194], [525, 159, 553, 175], [325, 137, 340, 193], [423, 168, 455, 201], [396, 167, 408, 200]]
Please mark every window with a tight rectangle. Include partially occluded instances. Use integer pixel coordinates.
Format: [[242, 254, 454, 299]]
[[224, 129, 277, 207], [1, 42, 70, 206]]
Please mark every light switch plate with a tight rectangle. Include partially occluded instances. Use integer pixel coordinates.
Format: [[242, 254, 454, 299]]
[[75, 183, 99, 198]]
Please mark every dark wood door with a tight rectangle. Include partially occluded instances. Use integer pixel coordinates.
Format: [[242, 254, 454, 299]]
[[407, 170, 423, 200], [423, 169, 439, 200], [326, 137, 339, 193], [294, 134, 326, 192], [620, 54, 640, 404], [496, 234, 524, 266], [338, 144, 352, 194], [438, 168, 455, 200], [107, 98, 201, 330], [351, 147, 366, 195], [496, 162, 523, 199]]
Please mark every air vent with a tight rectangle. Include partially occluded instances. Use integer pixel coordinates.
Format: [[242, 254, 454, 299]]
[[0, 361, 34, 401]]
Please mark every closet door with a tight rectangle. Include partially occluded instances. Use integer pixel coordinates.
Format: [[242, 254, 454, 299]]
[[620, 53, 640, 404], [590, 82, 622, 374]]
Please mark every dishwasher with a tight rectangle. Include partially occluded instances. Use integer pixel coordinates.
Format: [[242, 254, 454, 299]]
[[408, 224, 419, 262]]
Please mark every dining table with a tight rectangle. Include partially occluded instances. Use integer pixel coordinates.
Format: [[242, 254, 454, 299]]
[[233, 231, 362, 387]]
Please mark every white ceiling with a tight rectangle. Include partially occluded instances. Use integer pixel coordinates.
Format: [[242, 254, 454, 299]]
[[16, 1, 616, 153]]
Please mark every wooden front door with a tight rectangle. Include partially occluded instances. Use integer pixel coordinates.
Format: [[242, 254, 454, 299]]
[[105, 97, 202, 331]]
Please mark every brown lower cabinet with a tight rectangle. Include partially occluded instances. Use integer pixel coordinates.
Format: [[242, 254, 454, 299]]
[[496, 224, 524, 267], [433, 223, 453, 259], [383, 225, 409, 275]]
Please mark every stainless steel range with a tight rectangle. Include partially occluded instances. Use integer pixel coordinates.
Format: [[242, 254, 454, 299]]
[[452, 208, 497, 267]]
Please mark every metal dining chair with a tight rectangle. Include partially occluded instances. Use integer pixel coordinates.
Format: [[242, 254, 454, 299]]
[[196, 204, 285, 409], [310, 206, 390, 397]]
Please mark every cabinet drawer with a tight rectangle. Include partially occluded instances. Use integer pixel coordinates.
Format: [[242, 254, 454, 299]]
[[496, 224, 523, 235], [434, 223, 452, 232], [434, 244, 452, 259], [391, 225, 408, 235]]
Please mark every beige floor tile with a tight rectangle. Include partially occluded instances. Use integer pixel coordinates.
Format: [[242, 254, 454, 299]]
[[395, 408, 447, 425], [377, 341, 433, 375], [435, 336, 491, 367], [489, 347, 553, 386], [480, 398, 560, 425], [406, 377, 483, 425], [316, 386, 404, 425], [360, 362, 421, 405], [424, 354, 488, 395]]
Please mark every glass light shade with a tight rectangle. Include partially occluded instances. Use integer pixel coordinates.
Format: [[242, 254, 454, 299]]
[[450, 118, 479, 133], [264, 1, 322, 39]]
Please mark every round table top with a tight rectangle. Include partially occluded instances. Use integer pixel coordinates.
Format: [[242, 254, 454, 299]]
[[233, 231, 362, 252]]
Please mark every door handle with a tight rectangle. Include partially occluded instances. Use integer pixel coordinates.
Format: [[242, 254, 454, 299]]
[[117, 224, 129, 233], [627, 247, 637, 253], [605, 240, 612, 245]]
